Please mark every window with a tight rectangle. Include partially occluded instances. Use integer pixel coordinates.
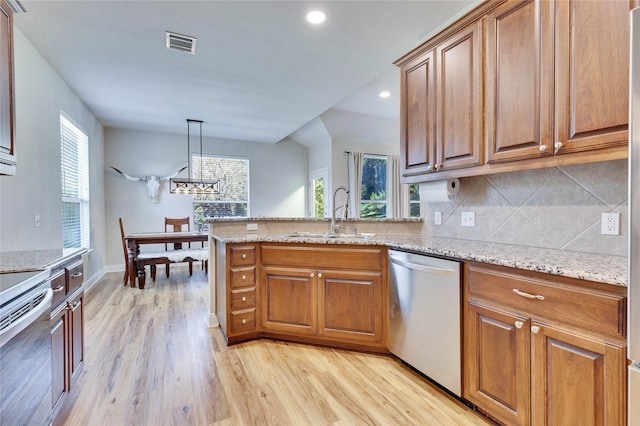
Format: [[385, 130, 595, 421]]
[[60, 115, 89, 249], [192, 155, 249, 229], [360, 155, 387, 218], [309, 168, 328, 218], [360, 155, 420, 219]]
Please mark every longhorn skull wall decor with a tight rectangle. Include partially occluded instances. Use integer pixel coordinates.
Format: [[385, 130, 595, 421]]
[[111, 166, 187, 202]]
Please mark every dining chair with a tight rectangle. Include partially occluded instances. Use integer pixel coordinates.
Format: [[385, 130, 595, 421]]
[[164, 217, 206, 277], [119, 217, 157, 285]]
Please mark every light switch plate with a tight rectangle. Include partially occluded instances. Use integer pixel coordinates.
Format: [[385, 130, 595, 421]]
[[434, 211, 442, 225], [34, 215, 41, 228]]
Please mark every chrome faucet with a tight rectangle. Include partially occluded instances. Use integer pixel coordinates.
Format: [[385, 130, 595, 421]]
[[331, 186, 350, 234]]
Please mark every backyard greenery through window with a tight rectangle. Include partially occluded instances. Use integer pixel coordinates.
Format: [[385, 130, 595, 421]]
[[192, 155, 249, 229]]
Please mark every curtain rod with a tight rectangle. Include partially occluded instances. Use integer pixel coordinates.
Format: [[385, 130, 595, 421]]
[[344, 151, 390, 157]]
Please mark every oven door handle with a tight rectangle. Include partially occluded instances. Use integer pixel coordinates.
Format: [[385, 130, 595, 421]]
[[0, 288, 53, 348]]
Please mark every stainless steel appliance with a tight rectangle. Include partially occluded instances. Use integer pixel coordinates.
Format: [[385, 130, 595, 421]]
[[630, 7, 640, 424], [0, 269, 53, 426], [388, 250, 462, 397]]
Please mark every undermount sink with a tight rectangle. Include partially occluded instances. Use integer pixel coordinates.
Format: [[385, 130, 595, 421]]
[[283, 232, 375, 240]]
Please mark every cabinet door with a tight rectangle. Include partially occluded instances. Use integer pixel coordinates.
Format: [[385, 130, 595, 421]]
[[69, 293, 84, 384], [400, 50, 436, 177], [317, 270, 384, 345], [554, 0, 630, 154], [464, 302, 531, 426], [435, 20, 483, 171], [261, 267, 317, 335], [531, 322, 627, 425], [50, 308, 68, 412], [0, 0, 14, 172], [486, 0, 553, 163]]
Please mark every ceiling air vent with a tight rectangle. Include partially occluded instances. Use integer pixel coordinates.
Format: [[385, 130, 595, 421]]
[[166, 31, 197, 54]]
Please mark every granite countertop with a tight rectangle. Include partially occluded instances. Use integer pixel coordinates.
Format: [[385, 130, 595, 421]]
[[210, 231, 627, 287], [0, 248, 86, 273]]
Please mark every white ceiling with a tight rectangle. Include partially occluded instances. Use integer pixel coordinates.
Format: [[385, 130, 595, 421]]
[[14, 0, 479, 146]]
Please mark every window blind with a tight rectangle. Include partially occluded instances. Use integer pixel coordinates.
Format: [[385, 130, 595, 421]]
[[60, 115, 89, 249]]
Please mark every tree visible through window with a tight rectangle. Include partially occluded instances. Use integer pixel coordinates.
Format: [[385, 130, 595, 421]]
[[192, 155, 249, 229], [360, 155, 420, 219], [60, 115, 90, 249]]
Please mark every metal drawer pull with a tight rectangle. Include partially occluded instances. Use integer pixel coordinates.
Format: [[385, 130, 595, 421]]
[[512, 289, 544, 300], [515, 321, 523, 329], [241, 296, 247, 302], [242, 275, 246, 280], [531, 325, 540, 334], [317, 273, 322, 278], [53, 285, 65, 292], [72, 272, 83, 278], [241, 254, 247, 259], [242, 318, 247, 324]]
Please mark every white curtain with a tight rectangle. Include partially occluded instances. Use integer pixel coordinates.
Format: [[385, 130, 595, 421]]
[[387, 155, 408, 218], [347, 152, 364, 219]]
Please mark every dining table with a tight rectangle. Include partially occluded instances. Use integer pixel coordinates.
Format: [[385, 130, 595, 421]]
[[124, 231, 208, 288]]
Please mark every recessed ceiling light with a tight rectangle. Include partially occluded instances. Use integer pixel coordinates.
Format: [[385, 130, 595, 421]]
[[379, 91, 391, 98], [306, 10, 326, 24]]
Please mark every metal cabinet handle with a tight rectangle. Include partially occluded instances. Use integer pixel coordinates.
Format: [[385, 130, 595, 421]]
[[513, 288, 544, 300], [241, 254, 247, 259], [317, 273, 322, 278], [434, 163, 442, 171], [241, 296, 247, 302], [242, 275, 246, 280], [539, 145, 548, 152], [72, 272, 83, 278], [242, 318, 247, 324], [427, 164, 433, 171], [310, 272, 315, 278], [554, 141, 564, 150], [515, 321, 523, 329], [53, 285, 65, 292], [531, 325, 540, 334]]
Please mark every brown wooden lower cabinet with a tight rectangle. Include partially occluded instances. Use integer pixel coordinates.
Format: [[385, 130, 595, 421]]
[[464, 262, 627, 426], [218, 242, 387, 352]]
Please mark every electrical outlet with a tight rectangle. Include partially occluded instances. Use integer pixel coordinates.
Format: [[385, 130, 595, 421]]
[[601, 212, 620, 235], [34, 215, 41, 228], [461, 211, 475, 227], [434, 211, 442, 225], [246, 223, 258, 231]]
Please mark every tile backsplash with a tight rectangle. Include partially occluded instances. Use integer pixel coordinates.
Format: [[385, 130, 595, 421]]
[[420, 159, 628, 257]]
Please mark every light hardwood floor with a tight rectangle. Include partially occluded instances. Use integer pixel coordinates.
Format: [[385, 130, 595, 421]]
[[55, 267, 491, 426]]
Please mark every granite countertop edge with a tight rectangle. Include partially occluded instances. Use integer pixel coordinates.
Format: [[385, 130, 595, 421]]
[[0, 248, 87, 274], [210, 232, 627, 287]]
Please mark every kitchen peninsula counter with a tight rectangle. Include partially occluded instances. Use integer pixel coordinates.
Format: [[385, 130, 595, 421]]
[[207, 218, 626, 287]]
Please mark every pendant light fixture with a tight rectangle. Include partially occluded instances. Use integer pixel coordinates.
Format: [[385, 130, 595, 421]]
[[170, 119, 221, 194]]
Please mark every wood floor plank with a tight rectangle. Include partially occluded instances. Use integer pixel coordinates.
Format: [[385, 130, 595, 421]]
[[55, 268, 491, 426]]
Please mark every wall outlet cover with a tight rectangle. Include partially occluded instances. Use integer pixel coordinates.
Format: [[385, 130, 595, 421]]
[[435, 211, 442, 226], [601, 212, 620, 235], [461, 211, 475, 227]]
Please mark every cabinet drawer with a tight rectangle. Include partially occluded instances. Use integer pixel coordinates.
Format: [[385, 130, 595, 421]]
[[49, 270, 66, 309], [231, 288, 256, 310], [261, 244, 385, 271], [467, 264, 626, 338], [66, 261, 84, 294], [229, 245, 256, 266], [230, 267, 256, 288], [230, 309, 256, 334]]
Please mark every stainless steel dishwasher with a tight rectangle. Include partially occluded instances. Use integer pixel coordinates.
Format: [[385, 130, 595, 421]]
[[388, 250, 462, 397]]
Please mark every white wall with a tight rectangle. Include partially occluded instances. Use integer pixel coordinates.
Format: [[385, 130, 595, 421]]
[[104, 128, 307, 267], [0, 29, 106, 284]]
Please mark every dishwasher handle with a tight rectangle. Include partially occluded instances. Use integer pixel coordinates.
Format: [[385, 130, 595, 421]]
[[390, 255, 457, 276]]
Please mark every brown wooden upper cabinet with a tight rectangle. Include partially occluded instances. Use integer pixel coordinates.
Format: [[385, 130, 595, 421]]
[[397, 0, 633, 181], [399, 20, 482, 178], [0, 0, 15, 176]]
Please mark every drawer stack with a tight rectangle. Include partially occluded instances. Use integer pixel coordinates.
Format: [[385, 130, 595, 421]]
[[227, 245, 258, 338]]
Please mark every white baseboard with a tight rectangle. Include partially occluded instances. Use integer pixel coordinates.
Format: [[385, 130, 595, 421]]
[[208, 313, 219, 328]]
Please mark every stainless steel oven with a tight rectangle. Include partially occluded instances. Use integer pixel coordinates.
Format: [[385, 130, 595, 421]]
[[0, 269, 53, 426]]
